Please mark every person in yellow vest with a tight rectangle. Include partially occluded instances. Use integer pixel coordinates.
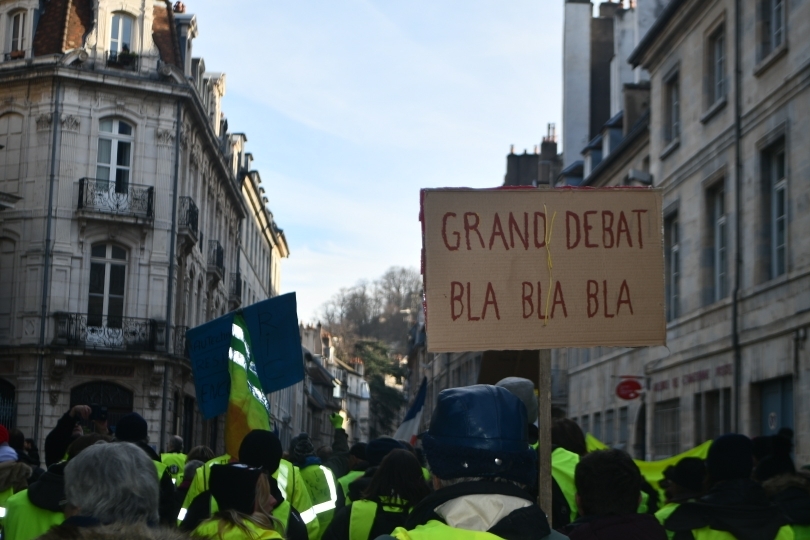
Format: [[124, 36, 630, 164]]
[[755, 435, 810, 540], [289, 432, 340, 540], [192, 464, 285, 540], [655, 457, 706, 538], [0, 424, 32, 530], [337, 442, 368, 507], [663, 434, 794, 540], [323, 448, 430, 540], [386, 385, 567, 540], [4, 433, 113, 540], [180, 430, 311, 540], [161, 435, 187, 485], [559, 449, 668, 539], [113, 412, 177, 525], [344, 438, 407, 506], [37, 442, 165, 538]]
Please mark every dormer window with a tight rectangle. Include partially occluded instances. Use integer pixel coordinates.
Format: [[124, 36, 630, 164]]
[[110, 13, 134, 54], [8, 11, 26, 58]]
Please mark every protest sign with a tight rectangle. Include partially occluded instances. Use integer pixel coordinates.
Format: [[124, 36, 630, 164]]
[[186, 292, 304, 419], [421, 188, 665, 352]]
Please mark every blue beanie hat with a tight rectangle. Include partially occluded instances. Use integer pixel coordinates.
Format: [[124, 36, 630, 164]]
[[115, 412, 148, 442], [421, 385, 536, 486], [707, 434, 753, 482]]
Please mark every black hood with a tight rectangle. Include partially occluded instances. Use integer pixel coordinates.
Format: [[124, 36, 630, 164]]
[[28, 461, 67, 513], [665, 479, 788, 540], [133, 441, 161, 462], [405, 480, 551, 540]]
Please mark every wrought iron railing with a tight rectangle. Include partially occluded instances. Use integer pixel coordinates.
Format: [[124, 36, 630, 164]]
[[172, 325, 189, 357], [229, 273, 242, 299], [53, 312, 165, 352], [207, 240, 224, 275], [78, 178, 154, 218], [106, 50, 139, 71], [3, 50, 26, 61], [178, 196, 199, 240]]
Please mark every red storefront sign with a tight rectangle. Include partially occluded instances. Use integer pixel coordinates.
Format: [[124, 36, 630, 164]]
[[616, 378, 643, 400]]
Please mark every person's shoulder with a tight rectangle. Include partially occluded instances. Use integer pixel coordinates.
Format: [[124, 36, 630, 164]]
[[39, 522, 190, 540]]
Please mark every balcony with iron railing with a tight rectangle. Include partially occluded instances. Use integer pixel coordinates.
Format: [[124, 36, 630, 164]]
[[106, 50, 139, 71], [178, 196, 199, 249], [172, 325, 189, 357], [207, 240, 225, 282], [229, 272, 242, 304], [3, 49, 26, 61], [53, 312, 166, 352], [77, 178, 153, 220]]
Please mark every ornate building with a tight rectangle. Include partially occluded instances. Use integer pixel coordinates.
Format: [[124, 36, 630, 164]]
[[0, 0, 288, 453]]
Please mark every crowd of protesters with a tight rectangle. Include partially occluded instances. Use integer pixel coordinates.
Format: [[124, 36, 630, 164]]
[[0, 381, 807, 539]]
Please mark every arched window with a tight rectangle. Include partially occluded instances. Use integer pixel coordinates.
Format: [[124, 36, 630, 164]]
[[97, 118, 133, 193], [8, 11, 26, 56], [109, 13, 134, 54], [70, 381, 133, 431], [87, 243, 127, 329]]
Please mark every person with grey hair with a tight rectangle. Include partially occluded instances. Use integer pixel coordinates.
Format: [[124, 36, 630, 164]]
[[38, 441, 185, 539]]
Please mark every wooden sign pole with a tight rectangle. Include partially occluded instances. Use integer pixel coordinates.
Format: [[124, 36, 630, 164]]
[[537, 349, 552, 515]]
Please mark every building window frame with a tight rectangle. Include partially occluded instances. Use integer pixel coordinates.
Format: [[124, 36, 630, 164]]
[[665, 214, 680, 321], [96, 118, 134, 194], [707, 24, 726, 108], [653, 398, 681, 459], [109, 12, 135, 55], [760, 0, 785, 60], [664, 70, 681, 146], [759, 139, 788, 280], [8, 10, 27, 57], [87, 243, 128, 329], [707, 183, 728, 302]]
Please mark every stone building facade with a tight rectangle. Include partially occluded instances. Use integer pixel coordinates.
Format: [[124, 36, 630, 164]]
[[0, 0, 288, 453], [559, 0, 810, 464]]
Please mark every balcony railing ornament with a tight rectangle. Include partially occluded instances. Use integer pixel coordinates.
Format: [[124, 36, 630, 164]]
[[78, 178, 153, 218]]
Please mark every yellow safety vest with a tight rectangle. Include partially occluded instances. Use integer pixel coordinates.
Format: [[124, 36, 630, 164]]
[[655, 503, 679, 540], [179, 456, 319, 539], [0, 486, 14, 524], [338, 470, 365, 505], [790, 525, 810, 540], [550, 447, 579, 525], [299, 464, 339, 540], [161, 452, 187, 484], [687, 525, 795, 540], [192, 517, 284, 540], [350, 499, 408, 540], [3, 489, 64, 540], [391, 520, 503, 540]]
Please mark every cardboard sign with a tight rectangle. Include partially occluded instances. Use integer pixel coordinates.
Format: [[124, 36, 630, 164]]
[[421, 188, 665, 352], [186, 292, 305, 419]]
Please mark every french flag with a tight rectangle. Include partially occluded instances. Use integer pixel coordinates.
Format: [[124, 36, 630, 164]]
[[394, 377, 427, 445]]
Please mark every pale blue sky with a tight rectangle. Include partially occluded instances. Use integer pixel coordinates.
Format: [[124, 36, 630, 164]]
[[191, 1, 563, 321]]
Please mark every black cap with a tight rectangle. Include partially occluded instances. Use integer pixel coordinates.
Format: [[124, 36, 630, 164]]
[[115, 413, 148, 442], [662, 457, 705, 493], [210, 464, 261, 515], [239, 430, 283, 473]]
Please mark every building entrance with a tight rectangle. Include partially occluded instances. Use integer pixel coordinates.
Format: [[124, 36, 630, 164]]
[[760, 377, 793, 436]]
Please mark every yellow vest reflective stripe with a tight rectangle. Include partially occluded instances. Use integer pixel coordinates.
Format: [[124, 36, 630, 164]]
[[192, 517, 284, 540], [3, 489, 65, 540], [550, 447, 579, 524], [274, 460, 320, 539], [160, 452, 186, 484], [338, 470, 364, 505], [299, 464, 338, 540], [391, 520, 503, 540]]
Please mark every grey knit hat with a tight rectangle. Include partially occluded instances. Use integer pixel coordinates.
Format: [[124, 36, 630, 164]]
[[495, 377, 537, 424]]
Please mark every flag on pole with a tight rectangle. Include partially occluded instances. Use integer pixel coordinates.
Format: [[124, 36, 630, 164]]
[[224, 312, 271, 457], [394, 377, 427, 445]]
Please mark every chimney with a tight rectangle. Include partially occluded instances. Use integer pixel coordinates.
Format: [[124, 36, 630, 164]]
[[599, 1, 621, 18]]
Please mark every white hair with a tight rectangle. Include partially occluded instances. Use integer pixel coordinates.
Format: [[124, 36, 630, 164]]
[[64, 441, 159, 524]]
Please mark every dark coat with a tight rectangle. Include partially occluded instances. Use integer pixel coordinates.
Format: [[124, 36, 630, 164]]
[[664, 479, 789, 540], [561, 513, 668, 540], [37, 520, 188, 540], [323, 498, 411, 540], [131, 441, 177, 526], [762, 473, 810, 526], [401, 480, 565, 540]]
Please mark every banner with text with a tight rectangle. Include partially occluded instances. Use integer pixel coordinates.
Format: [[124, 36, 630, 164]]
[[421, 188, 665, 352]]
